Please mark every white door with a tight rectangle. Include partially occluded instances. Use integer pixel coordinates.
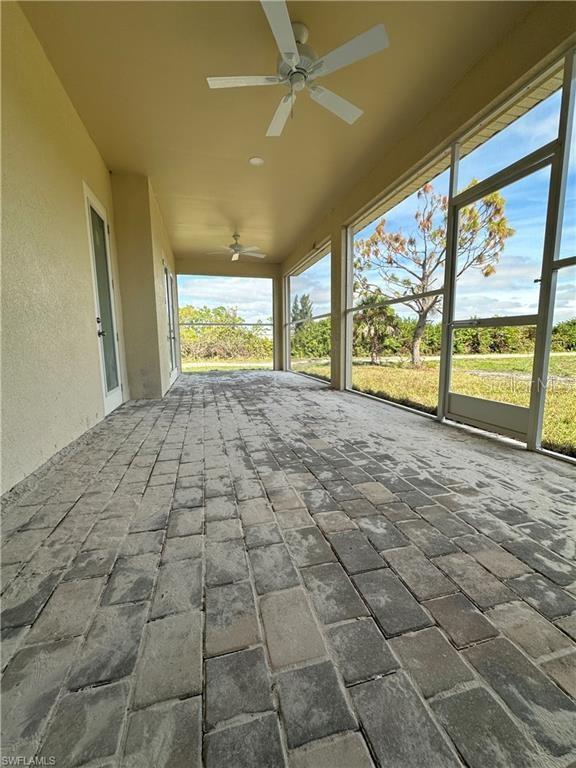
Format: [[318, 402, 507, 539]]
[[85, 189, 123, 414], [165, 266, 178, 378]]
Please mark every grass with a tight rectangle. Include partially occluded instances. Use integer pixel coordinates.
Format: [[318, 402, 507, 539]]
[[182, 359, 272, 372], [293, 353, 576, 457]]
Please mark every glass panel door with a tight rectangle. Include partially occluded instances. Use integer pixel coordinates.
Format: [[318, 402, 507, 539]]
[[445, 166, 550, 440], [89, 204, 122, 412], [165, 267, 177, 373]]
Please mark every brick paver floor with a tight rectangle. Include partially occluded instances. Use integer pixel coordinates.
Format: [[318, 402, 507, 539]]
[[2, 371, 576, 767]]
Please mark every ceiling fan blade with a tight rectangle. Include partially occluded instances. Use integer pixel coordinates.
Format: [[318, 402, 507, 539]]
[[207, 75, 283, 89], [266, 93, 294, 137], [238, 245, 260, 252], [260, 1, 300, 68], [242, 252, 267, 259], [309, 24, 389, 80], [309, 85, 363, 125]]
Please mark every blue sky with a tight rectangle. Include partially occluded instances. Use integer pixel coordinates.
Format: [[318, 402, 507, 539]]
[[289, 252, 331, 317], [178, 88, 574, 325], [354, 88, 575, 323]]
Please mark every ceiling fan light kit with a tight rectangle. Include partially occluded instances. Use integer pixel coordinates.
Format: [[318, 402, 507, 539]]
[[207, 0, 389, 137]]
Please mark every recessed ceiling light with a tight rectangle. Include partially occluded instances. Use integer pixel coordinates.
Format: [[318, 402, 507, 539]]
[[249, 156, 264, 166]]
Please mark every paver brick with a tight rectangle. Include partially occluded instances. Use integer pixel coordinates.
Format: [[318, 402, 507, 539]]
[[206, 518, 243, 541], [284, 526, 336, 567], [289, 733, 375, 768], [260, 587, 326, 669], [328, 530, 385, 574], [68, 602, 148, 689], [249, 543, 300, 593], [454, 533, 532, 578], [464, 637, 576, 756], [102, 553, 158, 605], [205, 646, 273, 728], [351, 671, 461, 767], [121, 530, 164, 555], [433, 686, 545, 768], [1, 639, 79, 754], [384, 545, 456, 601], [506, 573, 576, 619], [326, 618, 398, 684], [25, 577, 104, 643], [244, 522, 283, 549], [37, 681, 129, 767], [314, 511, 356, 533], [1, 570, 62, 628], [397, 519, 458, 557], [355, 515, 409, 551], [353, 482, 397, 505], [503, 537, 576, 586], [301, 562, 368, 624], [276, 661, 356, 748], [206, 539, 248, 585], [389, 627, 474, 697], [486, 601, 573, 658], [205, 496, 237, 521], [354, 568, 432, 636], [433, 551, 514, 608], [151, 558, 202, 619], [238, 498, 274, 525], [162, 534, 203, 563], [205, 581, 260, 656], [133, 611, 202, 707], [540, 652, 576, 698], [123, 697, 202, 768], [167, 508, 203, 537], [423, 593, 497, 648], [204, 713, 286, 768]]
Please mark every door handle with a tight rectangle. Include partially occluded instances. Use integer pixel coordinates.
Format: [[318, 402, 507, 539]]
[[98, 329, 106, 337]]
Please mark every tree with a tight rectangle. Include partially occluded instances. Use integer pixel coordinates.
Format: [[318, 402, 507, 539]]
[[353, 298, 399, 363], [291, 293, 314, 323], [354, 182, 514, 366], [178, 305, 272, 360]]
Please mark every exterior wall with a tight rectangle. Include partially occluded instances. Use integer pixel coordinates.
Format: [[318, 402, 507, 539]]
[[1, 3, 127, 494], [176, 256, 281, 280], [280, 3, 576, 389], [149, 188, 179, 392]]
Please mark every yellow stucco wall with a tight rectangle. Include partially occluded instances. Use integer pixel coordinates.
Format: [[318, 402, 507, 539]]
[[149, 187, 179, 393], [1, 2, 128, 494]]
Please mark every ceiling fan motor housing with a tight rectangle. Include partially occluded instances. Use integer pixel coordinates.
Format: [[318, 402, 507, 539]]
[[278, 23, 318, 85]]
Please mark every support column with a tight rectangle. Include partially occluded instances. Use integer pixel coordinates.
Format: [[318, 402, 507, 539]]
[[111, 173, 163, 399], [273, 274, 286, 370], [330, 224, 348, 390]]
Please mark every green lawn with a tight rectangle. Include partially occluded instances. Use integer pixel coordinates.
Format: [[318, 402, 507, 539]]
[[293, 353, 576, 457], [182, 359, 272, 372]]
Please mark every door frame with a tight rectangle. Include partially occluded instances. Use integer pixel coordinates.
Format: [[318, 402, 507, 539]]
[[83, 182, 124, 414], [437, 119, 561, 441], [164, 263, 179, 384]]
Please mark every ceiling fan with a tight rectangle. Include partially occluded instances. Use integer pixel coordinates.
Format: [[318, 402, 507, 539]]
[[207, 233, 267, 262], [207, 1, 389, 137]]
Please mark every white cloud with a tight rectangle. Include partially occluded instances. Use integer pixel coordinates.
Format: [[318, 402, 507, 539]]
[[177, 276, 273, 323]]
